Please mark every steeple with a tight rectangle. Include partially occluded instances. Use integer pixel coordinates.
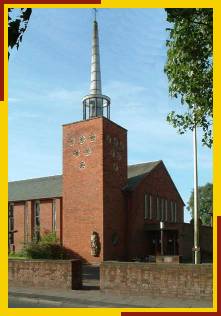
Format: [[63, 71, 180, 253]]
[[82, 12, 110, 120], [90, 20, 102, 95]]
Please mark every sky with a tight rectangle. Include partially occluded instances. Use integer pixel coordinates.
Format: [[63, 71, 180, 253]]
[[8, 8, 213, 222]]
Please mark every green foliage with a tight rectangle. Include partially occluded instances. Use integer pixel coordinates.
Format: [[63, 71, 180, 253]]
[[187, 183, 213, 225], [164, 9, 213, 147], [9, 249, 27, 259], [38, 231, 58, 244], [23, 231, 68, 260], [8, 8, 32, 58]]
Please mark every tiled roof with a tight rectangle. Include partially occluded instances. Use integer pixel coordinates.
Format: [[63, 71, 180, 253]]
[[8, 175, 62, 202], [8, 160, 164, 202], [126, 161, 161, 191]]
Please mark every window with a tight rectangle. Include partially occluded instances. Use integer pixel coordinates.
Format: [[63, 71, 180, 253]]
[[144, 194, 154, 220], [161, 199, 164, 220], [149, 195, 153, 220], [8, 203, 14, 246], [165, 199, 168, 221], [52, 199, 56, 232], [34, 201, 40, 241], [171, 201, 174, 222], [24, 201, 29, 244], [157, 197, 160, 220], [144, 194, 148, 219], [174, 202, 177, 222]]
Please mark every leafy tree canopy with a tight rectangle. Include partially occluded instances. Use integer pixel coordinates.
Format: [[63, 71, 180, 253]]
[[187, 183, 213, 225], [8, 8, 32, 58], [164, 8, 213, 147]]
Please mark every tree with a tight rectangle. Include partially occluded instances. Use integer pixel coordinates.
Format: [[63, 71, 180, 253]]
[[187, 183, 213, 225], [8, 8, 32, 58], [164, 9, 213, 148]]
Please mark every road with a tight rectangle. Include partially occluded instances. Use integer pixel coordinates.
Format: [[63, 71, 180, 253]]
[[8, 295, 150, 308]]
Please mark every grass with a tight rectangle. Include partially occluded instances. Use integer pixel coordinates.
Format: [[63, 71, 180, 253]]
[[8, 251, 28, 259]]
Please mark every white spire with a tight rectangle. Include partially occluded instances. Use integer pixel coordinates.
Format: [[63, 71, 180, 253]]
[[90, 20, 102, 95], [82, 13, 111, 120]]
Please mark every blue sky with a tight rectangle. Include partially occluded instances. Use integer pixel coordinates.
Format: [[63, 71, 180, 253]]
[[8, 8, 212, 222]]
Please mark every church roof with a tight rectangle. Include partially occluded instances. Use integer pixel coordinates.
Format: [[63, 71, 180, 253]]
[[8, 160, 166, 202], [8, 175, 62, 202], [125, 160, 162, 191]]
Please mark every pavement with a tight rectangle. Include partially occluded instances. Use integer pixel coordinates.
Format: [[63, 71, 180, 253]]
[[8, 265, 213, 308]]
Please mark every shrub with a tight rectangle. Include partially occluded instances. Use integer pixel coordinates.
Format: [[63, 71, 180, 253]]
[[39, 231, 58, 244], [23, 231, 68, 259]]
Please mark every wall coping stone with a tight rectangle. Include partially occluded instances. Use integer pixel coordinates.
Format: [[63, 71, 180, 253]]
[[101, 261, 212, 267]]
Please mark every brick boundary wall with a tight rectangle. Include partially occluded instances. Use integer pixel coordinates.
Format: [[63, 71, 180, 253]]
[[100, 261, 212, 299], [9, 259, 82, 290]]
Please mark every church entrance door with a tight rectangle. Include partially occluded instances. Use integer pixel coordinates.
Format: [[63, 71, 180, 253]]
[[148, 230, 178, 256]]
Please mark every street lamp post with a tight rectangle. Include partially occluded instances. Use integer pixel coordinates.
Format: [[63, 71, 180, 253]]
[[208, 210, 213, 227], [193, 124, 200, 264], [160, 221, 164, 256]]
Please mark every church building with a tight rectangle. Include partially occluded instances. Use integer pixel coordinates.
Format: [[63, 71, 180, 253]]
[[8, 18, 212, 264]]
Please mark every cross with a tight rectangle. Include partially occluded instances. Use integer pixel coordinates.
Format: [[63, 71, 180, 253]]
[[93, 8, 97, 21]]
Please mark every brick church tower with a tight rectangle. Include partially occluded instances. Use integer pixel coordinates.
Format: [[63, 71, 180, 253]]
[[62, 17, 127, 263]]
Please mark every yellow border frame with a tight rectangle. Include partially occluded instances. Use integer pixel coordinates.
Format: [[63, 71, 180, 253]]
[[1, 1, 220, 315]]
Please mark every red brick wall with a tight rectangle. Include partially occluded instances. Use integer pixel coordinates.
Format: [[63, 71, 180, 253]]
[[9, 259, 82, 290], [13, 202, 25, 251], [62, 117, 127, 263], [103, 119, 127, 260], [178, 223, 213, 261], [126, 162, 184, 259], [100, 261, 212, 299], [200, 225, 213, 259], [178, 223, 194, 260], [39, 199, 53, 235]]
